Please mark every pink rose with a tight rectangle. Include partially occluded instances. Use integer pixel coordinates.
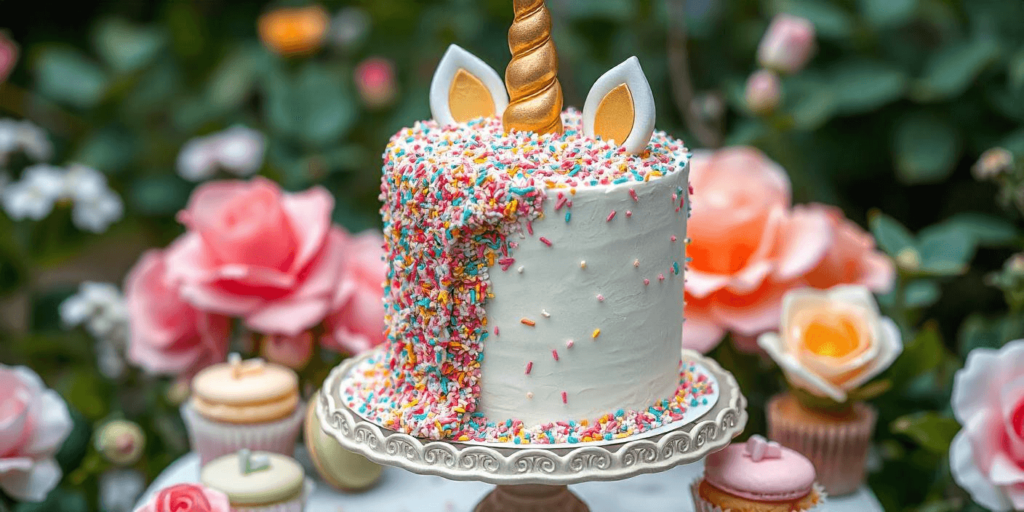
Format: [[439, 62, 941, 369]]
[[951, 341, 1024, 511], [322, 230, 387, 355], [135, 483, 230, 512], [757, 14, 816, 74], [261, 331, 314, 369], [164, 178, 348, 337], [745, 69, 782, 115], [125, 250, 231, 375], [0, 365, 73, 502], [801, 205, 895, 292], [355, 57, 397, 109], [0, 32, 17, 84], [682, 147, 892, 353]]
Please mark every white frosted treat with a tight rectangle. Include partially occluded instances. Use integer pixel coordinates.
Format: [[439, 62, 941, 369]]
[[482, 163, 686, 426], [342, 110, 690, 442]]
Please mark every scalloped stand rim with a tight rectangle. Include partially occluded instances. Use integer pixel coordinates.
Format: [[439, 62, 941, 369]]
[[336, 349, 722, 449]]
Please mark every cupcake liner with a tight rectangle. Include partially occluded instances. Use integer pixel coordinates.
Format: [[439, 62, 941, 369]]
[[232, 478, 315, 512], [690, 479, 826, 512], [182, 401, 306, 466], [766, 393, 877, 496]]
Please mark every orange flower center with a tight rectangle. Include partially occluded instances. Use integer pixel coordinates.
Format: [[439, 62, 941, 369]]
[[801, 313, 862, 358]]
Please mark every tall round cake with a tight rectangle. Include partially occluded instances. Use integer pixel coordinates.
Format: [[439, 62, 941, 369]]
[[342, 0, 704, 444]]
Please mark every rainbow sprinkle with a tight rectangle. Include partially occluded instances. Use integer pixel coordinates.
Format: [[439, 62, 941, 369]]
[[342, 110, 689, 440]]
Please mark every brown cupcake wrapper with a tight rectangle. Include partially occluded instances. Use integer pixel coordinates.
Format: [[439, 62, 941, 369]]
[[690, 479, 826, 512], [181, 402, 306, 466], [766, 393, 877, 496]]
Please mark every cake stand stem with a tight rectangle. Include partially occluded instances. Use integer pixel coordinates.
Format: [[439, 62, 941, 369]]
[[474, 484, 588, 512]]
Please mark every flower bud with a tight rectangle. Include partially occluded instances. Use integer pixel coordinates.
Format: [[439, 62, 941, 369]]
[[757, 14, 816, 74], [261, 331, 314, 369], [745, 69, 782, 115], [258, 5, 330, 56], [355, 57, 397, 109], [972, 147, 1014, 181], [95, 420, 146, 466]]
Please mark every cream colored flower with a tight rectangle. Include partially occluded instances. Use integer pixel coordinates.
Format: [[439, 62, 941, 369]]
[[757, 285, 903, 402]]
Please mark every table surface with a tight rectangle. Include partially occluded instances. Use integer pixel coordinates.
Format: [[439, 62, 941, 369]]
[[140, 448, 882, 512]]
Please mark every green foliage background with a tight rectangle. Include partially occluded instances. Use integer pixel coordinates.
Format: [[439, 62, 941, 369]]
[[0, 0, 1023, 510]]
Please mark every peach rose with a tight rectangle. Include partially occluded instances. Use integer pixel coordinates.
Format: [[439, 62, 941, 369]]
[[950, 340, 1024, 511], [682, 148, 893, 353], [683, 147, 831, 352], [125, 250, 231, 375], [0, 365, 73, 502], [164, 178, 348, 337], [801, 204, 895, 291], [757, 285, 902, 402], [135, 483, 230, 512], [321, 230, 387, 355], [757, 14, 816, 74]]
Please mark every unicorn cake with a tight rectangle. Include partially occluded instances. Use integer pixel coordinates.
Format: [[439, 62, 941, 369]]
[[341, 0, 712, 444]]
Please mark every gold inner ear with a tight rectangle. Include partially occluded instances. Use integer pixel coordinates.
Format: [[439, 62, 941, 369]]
[[594, 83, 634, 145], [449, 69, 496, 123]]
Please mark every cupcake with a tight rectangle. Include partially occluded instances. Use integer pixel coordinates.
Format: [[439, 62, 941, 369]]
[[692, 435, 824, 512], [757, 285, 902, 495], [182, 354, 305, 465], [134, 483, 230, 512], [201, 450, 313, 512], [304, 390, 383, 492]]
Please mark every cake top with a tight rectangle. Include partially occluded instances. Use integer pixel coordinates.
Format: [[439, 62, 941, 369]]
[[386, 110, 687, 191], [191, 354, 297, 405], [200, 450, 305, 506], [704, 435, 817, 502]]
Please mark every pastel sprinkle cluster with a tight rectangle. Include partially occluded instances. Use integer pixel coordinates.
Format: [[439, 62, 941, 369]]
[[347, 110, 689, 440]]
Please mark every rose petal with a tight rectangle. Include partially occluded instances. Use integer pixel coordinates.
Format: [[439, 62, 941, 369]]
[[280, 184, 334, 274], [775, 207, 832, 280], [836, 316, 902, 390], [0, 458, 61, 503], [21, 390, 72, 457], [953, 347, 1002, 425], [709, 279, 792, 336], [950, 429, 1015, 512], [758, 331, 847, 401], [681, 295, 727, 353]]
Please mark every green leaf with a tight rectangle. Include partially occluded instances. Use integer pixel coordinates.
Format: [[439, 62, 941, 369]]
[[33, 47, 109, 108], [934, 213, 1019, 247], [55, 407, 91, 475], [1001, 128, 1024, 156], [265, 64, 358, 147], [890, 412, 960, 454], [858, 0, 918, 28], [774, 0, 854, 39], [916, 222, 974, 275], [958, 314, 1010, 358], [567, 0, 632, 20], [890, 324, 945, 385], [869, 211, 915, 256], [785, 73, 836, 130], [206, 46, 261, 112], [829, 60, 907, 115], [905, 279, 941, 308], [893, 113, 960, 184], [72, 127, 137, 174], [130, 175, 192, 216], [92, 17, 166, 73], [912, 38, 1000, 102]]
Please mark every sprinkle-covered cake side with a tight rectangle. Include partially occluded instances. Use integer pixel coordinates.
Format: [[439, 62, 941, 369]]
[[343, 111, 690, 440]]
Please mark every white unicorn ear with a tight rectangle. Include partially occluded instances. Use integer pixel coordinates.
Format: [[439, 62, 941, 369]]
[[430, 44, 509, 126], [583, 57, 656, 154]]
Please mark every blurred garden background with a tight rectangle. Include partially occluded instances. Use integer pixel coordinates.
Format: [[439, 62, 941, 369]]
[[0, 0, 1023, 510]]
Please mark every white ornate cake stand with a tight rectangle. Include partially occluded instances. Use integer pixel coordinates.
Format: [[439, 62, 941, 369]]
[[318, 349, 746, 512]]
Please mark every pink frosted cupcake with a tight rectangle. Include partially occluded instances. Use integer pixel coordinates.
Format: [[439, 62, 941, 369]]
[[692, 436, 825, 512], [182, 355, 305, 465], [134, 483, 230, 512]]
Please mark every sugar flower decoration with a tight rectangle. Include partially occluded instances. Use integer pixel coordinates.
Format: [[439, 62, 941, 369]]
[[950, 340, 1024, 511], [757, 285, 903, 403]]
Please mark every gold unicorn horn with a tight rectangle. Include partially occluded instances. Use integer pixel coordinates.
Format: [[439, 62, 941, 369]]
[[502, 0, 563, 135]]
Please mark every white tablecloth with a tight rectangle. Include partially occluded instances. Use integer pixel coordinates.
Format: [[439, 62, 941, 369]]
[[139, 448, 882, 511]]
